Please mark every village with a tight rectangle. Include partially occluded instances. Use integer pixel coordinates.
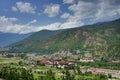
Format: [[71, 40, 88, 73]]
[[0, 52, 120, 80]]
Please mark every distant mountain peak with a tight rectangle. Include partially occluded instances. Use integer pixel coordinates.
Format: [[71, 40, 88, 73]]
[[0, 32, 32, 47]]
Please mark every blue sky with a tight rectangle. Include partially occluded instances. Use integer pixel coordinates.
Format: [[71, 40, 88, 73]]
[[0, 0, 120, 34]]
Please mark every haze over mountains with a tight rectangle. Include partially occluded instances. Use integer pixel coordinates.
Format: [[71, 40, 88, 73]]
[[0, 32, 31, 47], [8, 18, 120, 59]]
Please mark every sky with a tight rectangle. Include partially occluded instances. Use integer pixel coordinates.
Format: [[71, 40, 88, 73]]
[[0, 0, 120, 34]]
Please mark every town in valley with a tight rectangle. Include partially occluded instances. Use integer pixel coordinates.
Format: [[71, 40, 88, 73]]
[[0, 50, 120, 80]]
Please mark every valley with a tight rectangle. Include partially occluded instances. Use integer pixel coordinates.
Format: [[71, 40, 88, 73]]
[[0, 18, 120, 80], [0, 0, 120, 80], [0, 53, 120, 80]]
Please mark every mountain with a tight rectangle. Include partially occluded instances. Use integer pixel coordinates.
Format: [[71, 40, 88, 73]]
[[8, 19, 120, 59], [8, 30, 62, 49], [0, 32, 32, 47]]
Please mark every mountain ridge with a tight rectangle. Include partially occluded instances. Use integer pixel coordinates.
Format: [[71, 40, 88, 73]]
[[0, 32, 32, 47], [8, 19, 120, 59], [8, 29, 62, 49]]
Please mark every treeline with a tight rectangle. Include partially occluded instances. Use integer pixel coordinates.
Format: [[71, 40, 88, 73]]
[[0, 66, 108, 80], [0, 66, 34, 80], [78, 61, 120, 70]]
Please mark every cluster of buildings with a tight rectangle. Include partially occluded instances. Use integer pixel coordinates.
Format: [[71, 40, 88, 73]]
[[0, 48, 9, 51], [112, 60, 120, 63], [80, 68, 120, 78], [0, 53, 19, 57], [0, 53, 6, 57], [1, 52, 120, 78], [36, 58, 77, 68], [35, 57, 95, 68], [80, 57, 94, 62], [91, 68, 120, 78], [81, 68, 120, 78]]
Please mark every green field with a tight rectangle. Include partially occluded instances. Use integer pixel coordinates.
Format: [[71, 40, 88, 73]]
[[0, 57, 23, 64]]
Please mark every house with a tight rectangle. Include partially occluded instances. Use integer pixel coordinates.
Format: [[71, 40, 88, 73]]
[[57, 60, 77, 68], [0, 53, 6, 57], [58, 61, 68, 68], [67, 60, 77, 66], [54, 58, 62, 65], [37, 59, 53, 66], [44, 61, 53, 66], [112, 60, 120, 63], [81, 68, 92, 73], [80, 57, 94, 62], [91, 68, 119, 74], [81, 68, 88, 73], [29, 64, 36, 68], [91, 68, 120, 78]]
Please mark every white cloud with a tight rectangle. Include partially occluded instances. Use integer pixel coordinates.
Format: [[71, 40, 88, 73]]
[[60, 21, 84, 29], [68, 1, 97, 22], [63, 0, 74, 4], [38, 13, 41, 16], [12, 2, 36, 14], [26, 19, 37, 26], [0, 16, 84, 34], [38, 22, 61, 31], [93, 0, 120, 22], [9, 18, 17, 22], [12, 6, 17, 11], [10, 22, 61, 34], [0, 16, 17, 27], [0, 16, 61, 34], [44, 4, 60, 17], [11, 0, 120, 26], [2, 0, 120, 34], [61, 13, 71, 19], [67, 0, 120, 23]]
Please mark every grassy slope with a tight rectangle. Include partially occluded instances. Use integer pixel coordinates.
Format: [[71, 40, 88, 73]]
[[8, 30, 62, 49]]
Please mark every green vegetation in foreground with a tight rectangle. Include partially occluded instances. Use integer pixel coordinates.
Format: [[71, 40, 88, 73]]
[[0, 57, 23, 64], [0, 56, 119, 80], [0, 65, 109, 80], [0, 66, 34, 80], [78, 61, 120, 70]]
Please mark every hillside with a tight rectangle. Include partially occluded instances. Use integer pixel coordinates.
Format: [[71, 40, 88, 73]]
[[0, 32, 31, 47], [8, 19, 120, 59], [8, 30, 62, 49]]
